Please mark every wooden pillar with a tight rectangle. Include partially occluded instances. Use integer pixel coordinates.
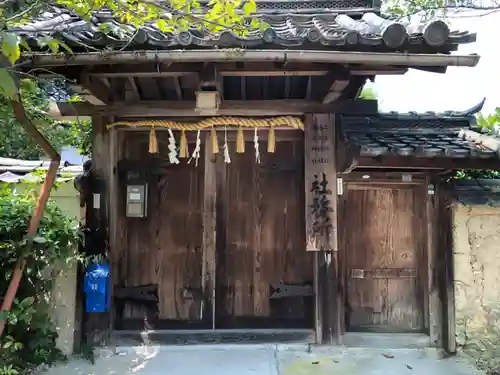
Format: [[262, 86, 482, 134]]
[[426, 176, 443, 347], [83, 115, 113, 346], [201, 133, 217, 329], [304, 113, 339, 344], [441, 183, 456, 353]]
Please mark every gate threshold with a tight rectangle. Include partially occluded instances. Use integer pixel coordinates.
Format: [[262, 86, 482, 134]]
[[113, 329, 316, 346]]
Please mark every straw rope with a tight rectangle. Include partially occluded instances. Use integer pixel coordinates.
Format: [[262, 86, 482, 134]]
[[106, 116, 304, 130]]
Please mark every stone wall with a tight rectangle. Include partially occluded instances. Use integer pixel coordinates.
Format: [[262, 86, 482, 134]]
[[453, 203, 500, 353]]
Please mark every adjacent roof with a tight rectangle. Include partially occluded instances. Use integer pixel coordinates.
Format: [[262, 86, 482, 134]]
[[449, 179, 500, 207], [0, 156, 84, 184], [14, 4, 475, 54], [341, 99, 498, 159]]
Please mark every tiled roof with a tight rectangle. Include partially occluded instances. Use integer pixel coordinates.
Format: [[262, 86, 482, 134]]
[[449, 179, 500, 206], [341, 99, 497, 159], [14, 6, 475, 53], [0, 157, 83, 184]]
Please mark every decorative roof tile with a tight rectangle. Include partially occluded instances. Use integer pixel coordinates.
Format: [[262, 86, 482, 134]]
[[449, 179, 500, 207], [13, 6, 475, 52], [341, 99, 496, 159]]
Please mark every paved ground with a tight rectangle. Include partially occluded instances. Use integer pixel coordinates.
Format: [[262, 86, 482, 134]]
[[41, 344, 485, 375]]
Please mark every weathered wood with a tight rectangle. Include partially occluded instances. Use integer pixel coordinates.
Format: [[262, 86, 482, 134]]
[[81, 74, 112, 104], [116, 132, 205, 325], [85, 62, 401, 78], [217, 139, 312, 327], [304, 114, 339, 343], [201, 133, 217, 328], [344, 184, 425, 332], [441, 185, 456, 353], [426, 176, 442, 346], [107, 127, 121, 336], [84, 115, 111, 345], [47, 99, 378, 119], [304, 113, 338, 251]]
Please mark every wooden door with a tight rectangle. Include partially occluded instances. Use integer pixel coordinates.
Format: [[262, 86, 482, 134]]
[[344, 185, 425, 332], [115, 133, 207, 329], [215, 139, 314, 328]]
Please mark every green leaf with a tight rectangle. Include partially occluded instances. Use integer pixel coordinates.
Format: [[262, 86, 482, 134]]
[[33, 236, 47, 244], [19, 296, 35, 308], [243, 0, 257, 14], [0, 68, 19, 100], [1, 32, 21, 64]]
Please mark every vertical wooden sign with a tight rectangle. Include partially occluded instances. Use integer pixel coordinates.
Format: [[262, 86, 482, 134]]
[[304, 114, 337, 252]]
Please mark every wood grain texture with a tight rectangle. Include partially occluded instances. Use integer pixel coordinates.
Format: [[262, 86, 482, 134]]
[[344, 185, 425, 332], [218, 138, 312, 323], [117, 132, 204, 322], [427, 177, 442, 346], [304, 114, 337, 251], [201, 133, 217, 327]]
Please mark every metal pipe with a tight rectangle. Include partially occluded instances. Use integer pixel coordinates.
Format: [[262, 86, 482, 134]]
[[26, 49, 481, 68], [0, 99, 61, 338]]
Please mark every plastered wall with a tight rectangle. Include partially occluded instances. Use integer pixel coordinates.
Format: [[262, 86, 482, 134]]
[[453, 204, 500, 347]]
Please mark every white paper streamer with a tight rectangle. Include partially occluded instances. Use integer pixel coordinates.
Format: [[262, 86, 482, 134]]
[[254, 128, 260, 164], [223, 127, 231, 164], [167, 129, 180, 164], [188, 130, 202, 167]]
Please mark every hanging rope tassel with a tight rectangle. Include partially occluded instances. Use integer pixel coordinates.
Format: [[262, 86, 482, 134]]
[[254, 128, 260, 164], [211, 127, 219, 154], [189, 130, 202, 167], [149, 127, 159, 154], [167, 129, 180, 164], [236, 126, 245, 153], [179, 130, 188, 158], [267, 126, 276, 153], [223, 127, 231, 164]]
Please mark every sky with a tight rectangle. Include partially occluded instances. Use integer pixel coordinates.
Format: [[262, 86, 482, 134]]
[[366, 11, 500, 114]]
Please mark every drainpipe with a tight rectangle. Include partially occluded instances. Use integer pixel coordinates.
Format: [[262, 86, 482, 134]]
[[0, 98, 61, 338]]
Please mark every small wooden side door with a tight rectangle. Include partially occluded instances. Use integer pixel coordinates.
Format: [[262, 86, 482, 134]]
[[344, 184, 425, 332]]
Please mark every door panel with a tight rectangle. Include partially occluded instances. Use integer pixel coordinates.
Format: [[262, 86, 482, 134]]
[[215, 139, 313, 328], [345, 186, 424, 332]]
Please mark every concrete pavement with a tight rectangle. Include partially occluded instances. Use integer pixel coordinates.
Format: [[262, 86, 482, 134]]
[[40, 344, 485, 375]]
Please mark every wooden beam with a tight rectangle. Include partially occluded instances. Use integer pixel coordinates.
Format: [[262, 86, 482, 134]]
[[304, 113, 339, 343], [69, 84, 106, 106], [323, 80, 350, 104], [201, 133, 217, 329], [356, 155, 500, 171], [48, 99, 379, 118], [80, 74, 113, 104], [85, 62, 411, 79], [127, 77, 140, 101]]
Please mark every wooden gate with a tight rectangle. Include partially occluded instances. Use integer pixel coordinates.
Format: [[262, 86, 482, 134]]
[[343, 183, 426, 332], [215, 139, 314, 328], [114, 133, 313, 330]]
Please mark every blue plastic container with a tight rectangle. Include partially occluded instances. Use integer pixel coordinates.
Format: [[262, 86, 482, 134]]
[[83, 263, 110, 313]]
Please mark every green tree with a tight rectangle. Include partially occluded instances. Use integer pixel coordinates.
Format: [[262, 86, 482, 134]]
[[0, 79, 90, 159]]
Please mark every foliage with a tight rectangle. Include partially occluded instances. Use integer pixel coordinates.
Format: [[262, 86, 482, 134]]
[[0, 0, 261, 100], [358, 87, 377, 100], [0, 185, 81, 375], [384, 0, 500, 19], [0, 78, 90, 159]]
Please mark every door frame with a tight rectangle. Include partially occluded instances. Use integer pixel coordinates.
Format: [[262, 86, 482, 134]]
[[337, 172, 443, 346]]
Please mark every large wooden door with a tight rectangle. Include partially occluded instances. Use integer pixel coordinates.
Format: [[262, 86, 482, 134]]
[[344, 185, 425, 332], [115, 133, 207, 329], [215, 139, 314, 328]]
